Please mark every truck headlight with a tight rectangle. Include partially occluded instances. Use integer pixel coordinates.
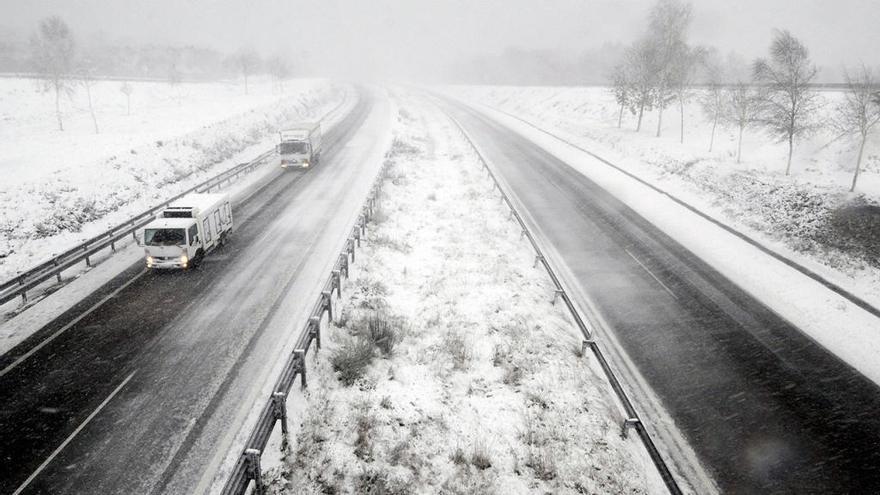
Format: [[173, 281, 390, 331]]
[[146, 256, 154, 267], [180, 255, 188, 267], [302, 160, 310, 168]]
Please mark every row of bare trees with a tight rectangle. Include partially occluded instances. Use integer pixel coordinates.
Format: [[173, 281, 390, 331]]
[[28, 16, 295, 132], [611, 0, 879, 192]]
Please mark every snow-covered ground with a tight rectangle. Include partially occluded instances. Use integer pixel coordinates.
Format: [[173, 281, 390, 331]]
[[0, 77, 343, 283], [263, 91, 666, 494], [446, 86, 880, 305]]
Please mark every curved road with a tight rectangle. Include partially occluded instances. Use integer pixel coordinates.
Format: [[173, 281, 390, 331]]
[[0, 88, 390, 494], [440, 97, 880, 494]]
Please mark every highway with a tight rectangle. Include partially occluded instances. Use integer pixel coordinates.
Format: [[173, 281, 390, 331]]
[[0, 88, 391, 494], [439, 96, 880, 494]]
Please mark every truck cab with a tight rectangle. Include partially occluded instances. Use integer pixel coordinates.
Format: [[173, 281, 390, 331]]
[[278, 123, 322, 170], [143, 193, 233, 269]]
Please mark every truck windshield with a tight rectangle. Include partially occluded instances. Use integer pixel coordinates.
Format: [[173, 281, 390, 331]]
[[280, 141, 309, 154], [144, 228, 186, 246]]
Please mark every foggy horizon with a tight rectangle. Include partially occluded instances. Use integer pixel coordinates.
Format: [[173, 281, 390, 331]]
[[1, 0, 879, 83]]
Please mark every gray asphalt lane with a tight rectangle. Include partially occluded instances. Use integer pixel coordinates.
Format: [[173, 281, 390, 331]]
[[0, 90, 386, 495], [441, 98, 880, 494]]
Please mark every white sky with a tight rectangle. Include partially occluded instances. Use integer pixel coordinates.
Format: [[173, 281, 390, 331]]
[[2, 0, 879, 81]]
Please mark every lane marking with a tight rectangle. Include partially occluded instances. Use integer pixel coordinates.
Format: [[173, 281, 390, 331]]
[[12, 370, 137, 495], [624, 249, 678, 300], [0, 269, 147, 378]]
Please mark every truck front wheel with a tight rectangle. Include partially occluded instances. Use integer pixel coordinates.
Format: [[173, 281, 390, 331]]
[[190, 249, 205, 269]]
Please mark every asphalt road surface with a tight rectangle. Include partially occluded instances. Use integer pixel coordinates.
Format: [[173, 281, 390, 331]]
[[440, 97, 880, 494], [0, 88, 389, 494]]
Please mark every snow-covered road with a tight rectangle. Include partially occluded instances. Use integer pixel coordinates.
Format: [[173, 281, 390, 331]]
[[0, 87, 392, 495], [437, 95, 880, 494]]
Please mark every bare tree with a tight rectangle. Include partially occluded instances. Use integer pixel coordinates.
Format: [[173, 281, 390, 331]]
[[30, 16, 75, 131], [834, 65, 880, 192], [120, 81, 133, 116], [267, 55, 291, 93], [753, 30, 820, 175], [624, 39, 657, 132], [699, 59, 725, 152], [647, 0, 693, 138], [670, 45, 704, 144], [724, 82, 761, 163], [76, 60, 99, 134], [609, 63, 631, 128], [235, 48, 261, 95]]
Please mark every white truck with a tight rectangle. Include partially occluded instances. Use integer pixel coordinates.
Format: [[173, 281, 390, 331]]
[[278, 123, 322, 170], [142, 193, 233, 269]]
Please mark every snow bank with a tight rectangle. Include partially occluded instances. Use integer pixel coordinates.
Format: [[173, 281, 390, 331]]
[[263, 91, 665, 494], [447, 86, 880, 305], [0, 77, 344, 282]]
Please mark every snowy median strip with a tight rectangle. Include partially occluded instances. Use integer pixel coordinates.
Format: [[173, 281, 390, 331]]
[[260, 93, 668, 494]]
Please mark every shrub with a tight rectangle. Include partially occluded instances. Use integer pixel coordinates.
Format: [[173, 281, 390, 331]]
[[331, 338, 375, 386], [443, 331, 472, 370], [360, 313, 401, 357]]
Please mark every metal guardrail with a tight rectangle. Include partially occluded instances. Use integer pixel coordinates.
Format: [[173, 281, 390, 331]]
[[443, 109, 685, 495], [0, 150, 273, 306], [0, 94, 351, 308], [219, 160, 388, 495]]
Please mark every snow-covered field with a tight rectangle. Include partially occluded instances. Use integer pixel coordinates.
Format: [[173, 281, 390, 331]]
[[447, 86, 880, 305], [0, 77, 343, 283], [263, 91, 665, 494]]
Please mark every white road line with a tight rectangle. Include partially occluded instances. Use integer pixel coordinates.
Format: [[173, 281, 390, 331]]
[[0, 270, 147, 379], [624, 248, 678, 300], [12, 370, 137, 495]]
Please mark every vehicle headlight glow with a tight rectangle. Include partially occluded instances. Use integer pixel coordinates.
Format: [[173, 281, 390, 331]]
[[180, 255, 188, 267], [146, 256, 154, 266]]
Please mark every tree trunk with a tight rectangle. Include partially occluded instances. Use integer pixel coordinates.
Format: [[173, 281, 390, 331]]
[[55, 84, 63, 131], [656, 105, 664, 137], [679, 96, 685, 144], [617, 103, 624, 128], [737, 125, 744, 163], [709, 114, 717, 152], [636, 103, 645, 132], [851, 133, 867, 192], [86, 83, 99, 134], [785, 134, 794, 175]]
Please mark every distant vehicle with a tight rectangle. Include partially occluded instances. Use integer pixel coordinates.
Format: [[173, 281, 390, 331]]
[[278, 123, 322, 170], [142, 193, 233, 269]]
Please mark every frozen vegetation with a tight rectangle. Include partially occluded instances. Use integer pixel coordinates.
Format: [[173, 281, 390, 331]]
[[0, 77, 344, 282], [262, 92, 664, 494], [448, 85, 880, 305]]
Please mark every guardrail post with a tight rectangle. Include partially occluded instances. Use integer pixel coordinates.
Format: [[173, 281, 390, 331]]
[[110, 241, 116, 252], [581, 339, 594, 357], [520, 230, 527, 240], [295, 349, 307, 389], [533, 255, 544, 269], [332, 270, 342, 298], [354, 227, 361, 247], [348, 238, 355, 263], [272, 392, 288, 435], [54, 260, 62, 283], [552, 289, 564, 305], [310, 315, 322, 349], [621, 418, 640, 439], [244, 448, 264, 495], [340, 254, 349, 278], [321, 291, 332, 325]]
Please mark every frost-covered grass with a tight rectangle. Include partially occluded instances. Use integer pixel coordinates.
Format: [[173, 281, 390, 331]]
[[0, 77, 344, 282], [263, 92, 662, 494], [448, 86, 880, 302]]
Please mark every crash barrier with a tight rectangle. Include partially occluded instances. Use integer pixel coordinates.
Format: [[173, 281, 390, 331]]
[[218, 161, 388, 495], [0, 95, 351, 307], [444, 111, 685, 495]]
